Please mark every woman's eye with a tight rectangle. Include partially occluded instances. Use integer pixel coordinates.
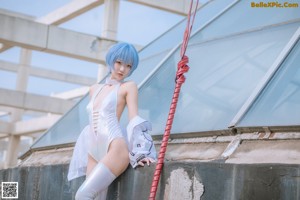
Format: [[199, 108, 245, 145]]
[[127, 65, 132, 69], [116, 60, 122, 64]]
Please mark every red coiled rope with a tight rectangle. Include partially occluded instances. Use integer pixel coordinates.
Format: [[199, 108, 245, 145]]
[[148, 1, 199, 199]]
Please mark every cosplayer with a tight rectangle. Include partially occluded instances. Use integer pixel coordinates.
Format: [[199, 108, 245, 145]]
[[67, 42, 157, 200]]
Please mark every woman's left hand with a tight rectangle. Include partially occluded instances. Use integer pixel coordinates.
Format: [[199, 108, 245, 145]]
[[137, 157, 156, 167]]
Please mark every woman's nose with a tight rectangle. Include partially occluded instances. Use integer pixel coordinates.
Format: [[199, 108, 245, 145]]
[[120, 65, 125, 71]]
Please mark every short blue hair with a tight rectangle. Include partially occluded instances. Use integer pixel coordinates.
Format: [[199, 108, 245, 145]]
[[105, 42, 139, 77]]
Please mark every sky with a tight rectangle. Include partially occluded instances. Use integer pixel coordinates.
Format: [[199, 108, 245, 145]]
[[0, 0, 184, 95]]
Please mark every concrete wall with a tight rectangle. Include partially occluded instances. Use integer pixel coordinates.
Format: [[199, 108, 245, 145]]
[[1, 162, 300, 200], [0, 164, 83, 200]]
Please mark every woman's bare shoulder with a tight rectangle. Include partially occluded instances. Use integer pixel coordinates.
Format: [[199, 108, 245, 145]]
[[121, 81, 137, 91]]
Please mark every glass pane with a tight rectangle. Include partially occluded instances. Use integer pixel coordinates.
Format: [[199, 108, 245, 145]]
[[32, 95, 89, 148], [31, 0, 300, 148], [127, 0, 236, 81], [238, 39, 300, 126], [129, 51, 169, 84], [138, 22, 299, 134], [31, 0, 236, 148], [191, 0, 300, 43]]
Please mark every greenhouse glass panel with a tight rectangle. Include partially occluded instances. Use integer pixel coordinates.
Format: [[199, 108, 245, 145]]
[[30, 50, 168, 148], [238, 39, 300, 127], [191, 0, 300, 43], [31, 0, 236, 148], [128, 51, 169, 84], [32, 96, 90, 148], [129, 0, 236, 81], [138, 22, 299, 134]]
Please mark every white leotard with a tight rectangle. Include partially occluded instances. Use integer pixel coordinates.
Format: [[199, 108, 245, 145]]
[[86, 83, 124, 162], [67, 80, 156, 181]]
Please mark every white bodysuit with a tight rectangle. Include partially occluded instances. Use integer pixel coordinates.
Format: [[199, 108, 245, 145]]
[[86, 83, 123, 162], [68, 79, 156, 182]]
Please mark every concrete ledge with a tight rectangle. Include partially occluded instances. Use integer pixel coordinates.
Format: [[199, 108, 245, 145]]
[[0, 164, 83, 200], [1, 162, 299, 200], [18, 134, 300, 167], [19, 147, 73, 167], [226, 139, 300, 164], [165, 142, 229, 161], [9, 133, 300, 199], [110, 162, 300, 200]]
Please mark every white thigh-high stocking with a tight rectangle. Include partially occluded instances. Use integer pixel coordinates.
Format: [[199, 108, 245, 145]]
[[75, 163, 116, 200], [94, 189, 108, 200]]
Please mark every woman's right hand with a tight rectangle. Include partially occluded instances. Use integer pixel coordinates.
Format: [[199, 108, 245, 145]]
[[137, 157, 156, 167]]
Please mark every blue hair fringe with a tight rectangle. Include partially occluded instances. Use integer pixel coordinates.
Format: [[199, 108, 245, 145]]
[[105, 42, 139, 77]]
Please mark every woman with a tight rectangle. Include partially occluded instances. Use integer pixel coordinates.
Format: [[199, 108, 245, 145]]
[[68, 42, 156, 200]]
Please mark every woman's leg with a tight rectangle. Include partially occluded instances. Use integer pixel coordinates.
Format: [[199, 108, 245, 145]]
[[86, 155, 108, 200], [101, 138, 129, 176], [75, 162, 115, 200], [86, 154, 98, 178], [75, 138, 129, 200]]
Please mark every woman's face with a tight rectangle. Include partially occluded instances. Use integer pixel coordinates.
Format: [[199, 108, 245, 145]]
[[111, 60, 132, 81]]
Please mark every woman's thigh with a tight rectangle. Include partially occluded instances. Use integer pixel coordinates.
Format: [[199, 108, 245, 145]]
[[101, 138, 129, 176], [86, 154, 98, 177]]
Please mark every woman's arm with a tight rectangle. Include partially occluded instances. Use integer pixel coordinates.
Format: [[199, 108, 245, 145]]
[[125, 81, 139, 120], [125, 82, 157, 167], [127, 116, 157, 167]]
